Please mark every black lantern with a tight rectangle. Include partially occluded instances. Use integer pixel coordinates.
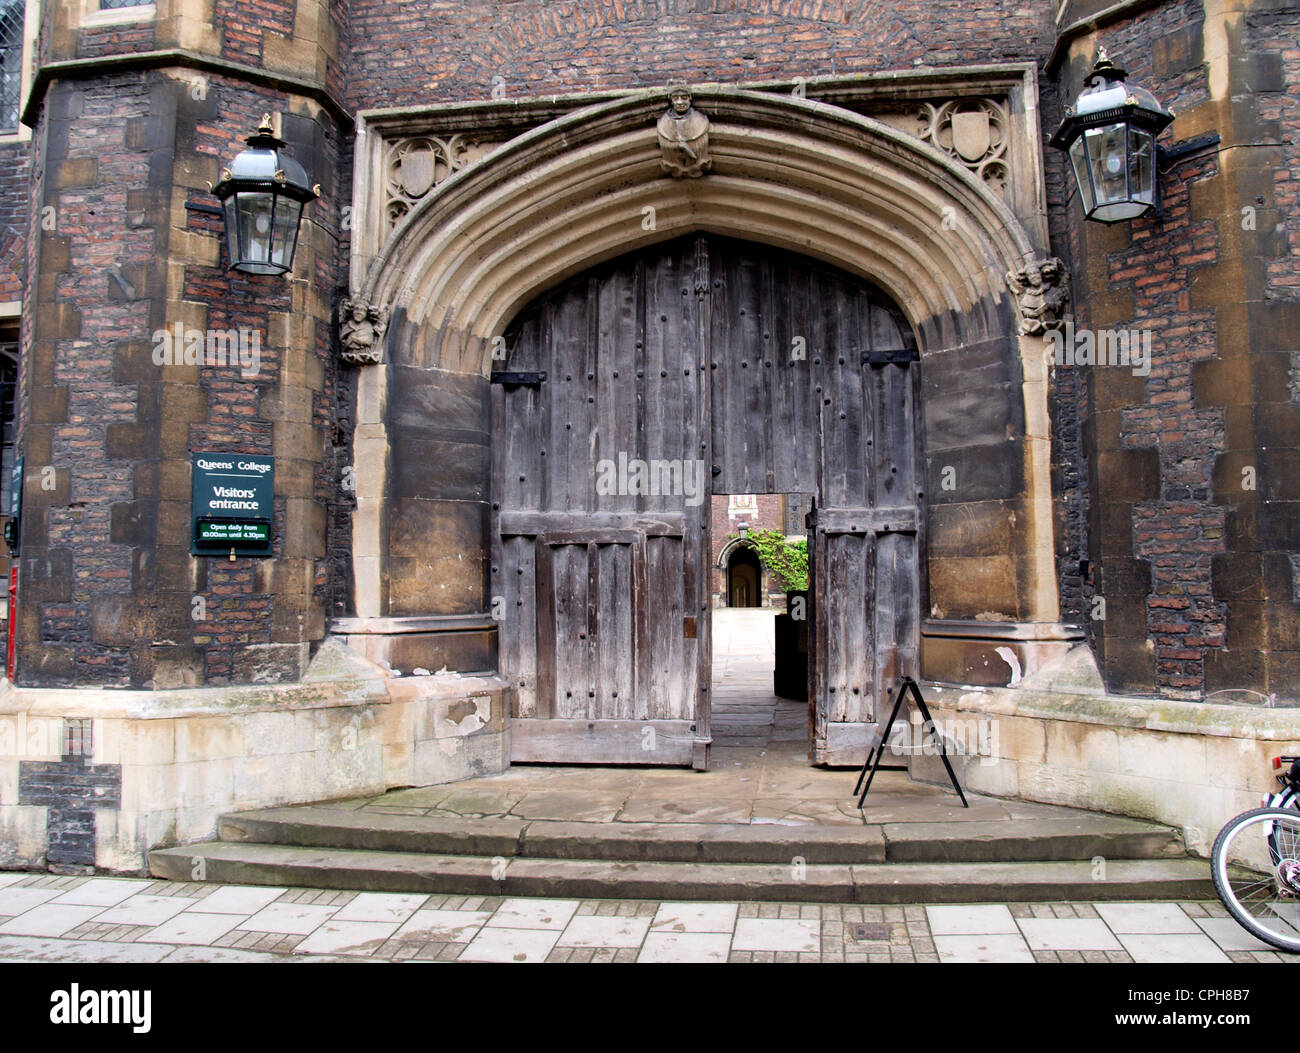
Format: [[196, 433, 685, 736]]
[[211, 114, 320, 275], [1050, 48, 1174, 223]]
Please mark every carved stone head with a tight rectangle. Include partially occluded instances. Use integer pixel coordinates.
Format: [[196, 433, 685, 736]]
[[669, 87, 691, 114]]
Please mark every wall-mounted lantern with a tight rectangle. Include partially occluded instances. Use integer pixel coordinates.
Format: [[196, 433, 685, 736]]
[[211, 114, 320, 275], [1050, 48, 1174, 223]]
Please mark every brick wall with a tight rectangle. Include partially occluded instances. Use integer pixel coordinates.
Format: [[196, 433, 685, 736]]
[[343, 0, 1054, 110], [10, 0, 1299, 699], [1062, 0, 1300, 699]]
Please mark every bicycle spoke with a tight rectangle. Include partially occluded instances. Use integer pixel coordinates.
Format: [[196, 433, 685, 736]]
[[1213, 807, 1300, 953]]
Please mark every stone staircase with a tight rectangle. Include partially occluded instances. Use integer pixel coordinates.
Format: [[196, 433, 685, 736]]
[[149, 803, 1212, 903]]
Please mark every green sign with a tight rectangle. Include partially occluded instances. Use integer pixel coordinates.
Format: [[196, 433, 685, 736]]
[[191, 453, 273, 557]]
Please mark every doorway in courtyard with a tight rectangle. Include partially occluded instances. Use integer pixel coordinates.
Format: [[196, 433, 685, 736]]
[[492, 234, 923, 770]]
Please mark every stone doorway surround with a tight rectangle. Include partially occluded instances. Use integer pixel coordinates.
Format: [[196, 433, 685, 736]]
[[336, 66, 1078, 698]]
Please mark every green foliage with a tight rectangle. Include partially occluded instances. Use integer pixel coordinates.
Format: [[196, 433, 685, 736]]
[[730, 528, 808, 592]]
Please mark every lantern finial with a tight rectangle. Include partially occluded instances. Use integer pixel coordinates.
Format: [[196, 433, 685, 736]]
[[258, 113, 274, 135]]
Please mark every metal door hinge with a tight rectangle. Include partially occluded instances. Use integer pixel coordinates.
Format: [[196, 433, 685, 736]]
[[490, 371, 547, 387]]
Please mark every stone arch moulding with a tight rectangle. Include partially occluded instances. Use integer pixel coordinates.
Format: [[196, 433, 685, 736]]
[[716, 536, 761, 571], [335, 86, 1080, 688]]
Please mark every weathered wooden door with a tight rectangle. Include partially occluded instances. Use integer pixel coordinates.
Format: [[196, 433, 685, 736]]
[[495, 234, 920, 768], [493, 238, 713, 768], [706, 237, 921, 766], [804, 354, 923, 765]]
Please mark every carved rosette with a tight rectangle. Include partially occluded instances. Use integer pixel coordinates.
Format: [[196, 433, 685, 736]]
[[913, 99, 1009, 195], [339, 298, 389, 365], [1006, 258, 1070, 335], [383, 135, 497, 232]]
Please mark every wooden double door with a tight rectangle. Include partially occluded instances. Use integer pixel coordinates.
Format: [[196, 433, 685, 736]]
[[492, 235, 921, 767]]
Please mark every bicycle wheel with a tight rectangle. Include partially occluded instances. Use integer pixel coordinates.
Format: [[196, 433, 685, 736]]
[[1211, 807, 1300, 954]]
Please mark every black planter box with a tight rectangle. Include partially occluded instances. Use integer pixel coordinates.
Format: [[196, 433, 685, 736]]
[[773, 591, 808, 701]]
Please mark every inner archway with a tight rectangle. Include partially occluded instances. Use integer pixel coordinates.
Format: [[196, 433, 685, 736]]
[[727, 547, 761, 608]]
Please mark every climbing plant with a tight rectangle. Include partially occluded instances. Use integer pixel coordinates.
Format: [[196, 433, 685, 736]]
[[730, 529, 809, 592]]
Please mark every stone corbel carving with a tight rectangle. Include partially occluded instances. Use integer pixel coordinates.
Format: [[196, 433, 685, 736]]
[[1006, 258, 1070, 335], [339, 298, 388, 365], [657, 87, 711, 178]]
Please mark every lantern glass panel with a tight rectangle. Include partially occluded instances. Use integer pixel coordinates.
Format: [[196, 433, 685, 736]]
[[270, 195, 303, 272], [1068, 137, 1096, 214], [222, 196, 240, 261], [1128, 126, 1156, 206], [234, 191, 277, 273], [1085, 122, 1131, 207]]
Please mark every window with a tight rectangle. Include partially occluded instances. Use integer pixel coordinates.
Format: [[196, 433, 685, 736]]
[[99, 0, 148, 7], [0, 0, 23, 133]]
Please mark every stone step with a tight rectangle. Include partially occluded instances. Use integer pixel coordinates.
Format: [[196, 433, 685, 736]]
[[149, 841, 1217, 903], [216, 807, 1184, 865]]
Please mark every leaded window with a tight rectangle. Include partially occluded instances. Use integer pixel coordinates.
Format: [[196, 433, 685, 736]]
[[0, 0, 23, 133]]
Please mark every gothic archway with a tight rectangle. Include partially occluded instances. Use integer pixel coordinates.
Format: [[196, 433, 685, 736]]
[[338, 85, 1066, 763]]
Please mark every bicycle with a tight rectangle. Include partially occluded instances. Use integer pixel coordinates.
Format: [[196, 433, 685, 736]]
[[1211, 754, 1300, 953]]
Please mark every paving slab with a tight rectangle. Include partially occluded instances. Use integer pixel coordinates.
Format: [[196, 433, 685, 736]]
[[50, 878, 142, 907], [1094, 902, 1200, 934], [0, 904, 105, 938], [933, 934, 1035, 963], [638, 931, 731, 962], [295, 921, 400, 956], [486, 898, 579, 930], [926, 904, 1018, 935], [460, 926, 560, 962], [510, 791, 626, 823], [0, 935, 174, 963], [394, 909, 493, 942], [651, 902, 739, 932], [558, 914, 651, 947], [1018, 918, 1124, 951], [615, 798, 754, 824], [1117, 932, 1232, 963]]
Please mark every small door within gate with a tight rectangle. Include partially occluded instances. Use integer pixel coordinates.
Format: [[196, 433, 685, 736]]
[[493, 235, 920, 768]]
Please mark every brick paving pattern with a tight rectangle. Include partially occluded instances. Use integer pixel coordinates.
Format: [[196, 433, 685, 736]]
[[0, 872, 1294, 963]]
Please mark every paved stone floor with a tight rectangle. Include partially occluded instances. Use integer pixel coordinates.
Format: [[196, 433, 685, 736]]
[[2, 609, 1293, 963], [0, 871, 1292, 962], [351, 608, 1088, 828]]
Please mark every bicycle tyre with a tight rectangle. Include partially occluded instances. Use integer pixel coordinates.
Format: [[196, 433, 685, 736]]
[[1211, 806, 1300, 954]]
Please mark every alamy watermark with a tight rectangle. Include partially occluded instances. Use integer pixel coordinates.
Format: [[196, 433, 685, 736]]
[[884, 712, 1001, 765], [1045, 320, 1151, 377], [594, 452, 706, 507], [151, 323, 261, 378]]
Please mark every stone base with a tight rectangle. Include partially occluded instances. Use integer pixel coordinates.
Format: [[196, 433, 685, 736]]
[[0, 638, 509, 873], [920, 619, 1084, 687], [332, 614, 497, 676], [908, 645, 1300, 858]]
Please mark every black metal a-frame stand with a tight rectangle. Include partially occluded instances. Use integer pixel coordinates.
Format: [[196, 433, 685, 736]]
[[853, 676, 968, 808]]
